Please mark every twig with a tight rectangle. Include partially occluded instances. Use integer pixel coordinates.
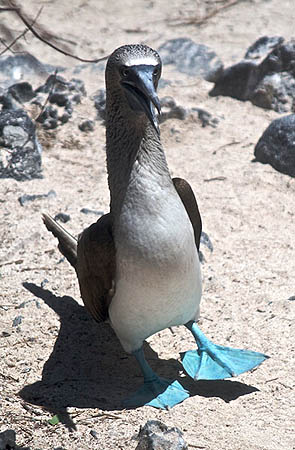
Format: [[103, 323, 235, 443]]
[[5, 1, 108, 63], [265, 377, 279, 383], [34, 69, 58, 123], [76, 412, 128, 423], [0, 258, 24, 267], [0, 6, 43, 56], [169, 0, 243, 26], [203, 176, 227, 182]]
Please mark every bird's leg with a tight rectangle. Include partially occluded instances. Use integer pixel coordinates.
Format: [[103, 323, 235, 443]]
[[181, 321, 269, 380], [122, 347, 189, 409]]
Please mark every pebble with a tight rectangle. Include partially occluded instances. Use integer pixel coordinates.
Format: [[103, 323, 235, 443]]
[[18, 189, 57, 206], [90, 429, 99, 439], [54, 212, 71, 223], [1, 331, 11, 337], [12, 315, 23, 327], [80, 208, 104, 216], [79, 119, 95, 132], [200, 231, 214, 252], [135, 420, 188, 450], [93, 88, 106, 121]]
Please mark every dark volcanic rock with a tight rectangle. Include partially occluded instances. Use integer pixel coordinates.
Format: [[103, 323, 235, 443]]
[[245, 35, 284, 60], [210, 37, 295, 113], [0, 53, 58, 84], [8, 82, 36, 103], [54, 212, 71, 223], [0, 429, 16, 450], [158, 38, 223, 81], [254, 114, 295, 177], [209, 60, 262, 100], [35, 75, 86, 128], [251, 72, 295, 112], [160, 96, 188, 123], [18, 190, 57, 206], [93, 88, 106, 121], [0, 109, 42, 181], [136, 420, 188, 450], [79, 119, 95, 132]]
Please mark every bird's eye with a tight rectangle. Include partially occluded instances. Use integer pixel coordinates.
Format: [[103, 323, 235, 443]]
[[121, 67, 130, 77], [153, 68, 159, 77]]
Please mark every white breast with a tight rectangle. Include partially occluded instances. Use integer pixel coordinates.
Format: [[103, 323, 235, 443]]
[[109, 165, 202, 353]]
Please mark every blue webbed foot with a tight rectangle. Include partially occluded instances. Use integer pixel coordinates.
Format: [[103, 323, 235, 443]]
[[182, 322, 269, 380], [123, 376, 189, 409], [123, 347, 189, 409]]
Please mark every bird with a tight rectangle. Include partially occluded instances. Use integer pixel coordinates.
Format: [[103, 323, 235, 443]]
[[43, 44, 268, 409]]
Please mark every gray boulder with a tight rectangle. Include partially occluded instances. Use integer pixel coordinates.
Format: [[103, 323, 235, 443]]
[[0, 109, 42, 181], [254, 114, 295, 177], [158, 38, 223, 81]]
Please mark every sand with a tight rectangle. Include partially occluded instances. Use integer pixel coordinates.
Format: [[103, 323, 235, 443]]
[[0, 1, 294, 449]]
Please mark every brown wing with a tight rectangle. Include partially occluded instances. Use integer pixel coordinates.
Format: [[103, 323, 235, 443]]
[[76, 213, 115, 322], [172, 177, 202, 251]]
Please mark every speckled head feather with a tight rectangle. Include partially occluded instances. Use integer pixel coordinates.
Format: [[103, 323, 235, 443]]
[[106, 44, 161, 70]]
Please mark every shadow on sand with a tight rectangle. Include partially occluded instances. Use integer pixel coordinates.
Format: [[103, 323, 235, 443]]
[[19, 282, 259, 429]]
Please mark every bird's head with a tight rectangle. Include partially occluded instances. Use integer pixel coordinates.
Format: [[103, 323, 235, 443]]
[[106, 44, 162, 133]]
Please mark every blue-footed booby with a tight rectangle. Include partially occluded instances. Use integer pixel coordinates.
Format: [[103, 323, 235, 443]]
[[43, 44, 268, 409]]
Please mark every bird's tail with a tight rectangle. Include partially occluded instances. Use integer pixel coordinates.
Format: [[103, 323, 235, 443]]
[[42, 213, 77, 268]]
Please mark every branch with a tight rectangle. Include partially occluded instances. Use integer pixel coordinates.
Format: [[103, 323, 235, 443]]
[[168, 0, 243, 26], [2, 1, 108, 63], [0, 7, 43, 56]]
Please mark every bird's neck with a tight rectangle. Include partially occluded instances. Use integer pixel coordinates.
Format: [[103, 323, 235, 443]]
[[105, 98, 171, 217]]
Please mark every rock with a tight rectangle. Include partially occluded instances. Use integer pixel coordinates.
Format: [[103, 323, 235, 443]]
[[251, 72, 295, 112], [34, 75, 86, 128], [158, 38, 223, 81], [54, 212, 71, 223], [0, 92, 20, 110], [250, 39, 295, 112], [79, 119, 95, 132], [254, 114, 295, 177], [43, 118, 58, 130], [1, 331, 11, 337], [0, 109, 42, 181], [8, 82, 36, 104], [49, 92, 68, 107], [12, 315, 23, 327], [210, 37, 295, 113], [0, 53, 60, 83], [209, 60, 261, 100], [90, 430, 99, 439], [0, 429, 16, 450], [93, 88, 106, 121], [36, 74, 86, 96], [200, 231, 213, 252], [18, 190, 57, 206], [59, 111, 71, 124], [192, 108, 219, 128], [245, 35, 284, 60], [135, 420, 188, 450], [80, 208, 104, 216]]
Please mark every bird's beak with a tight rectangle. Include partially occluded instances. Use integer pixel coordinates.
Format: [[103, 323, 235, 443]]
[[121, 66, 161, 134]]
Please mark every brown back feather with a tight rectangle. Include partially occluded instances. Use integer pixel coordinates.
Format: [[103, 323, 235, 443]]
[[172, 177, 202, 251], [76, 213, 115, 322]]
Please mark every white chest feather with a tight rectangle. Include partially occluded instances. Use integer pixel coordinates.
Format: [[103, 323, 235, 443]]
[[109, 163, 202, 353]]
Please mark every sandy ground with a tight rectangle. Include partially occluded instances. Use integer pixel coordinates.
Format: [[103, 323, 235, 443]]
[[0, 0, 295, 449]]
